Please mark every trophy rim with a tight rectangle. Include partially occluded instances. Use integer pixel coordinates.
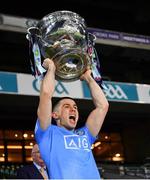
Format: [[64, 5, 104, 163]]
[[36, 10, 87, 36]]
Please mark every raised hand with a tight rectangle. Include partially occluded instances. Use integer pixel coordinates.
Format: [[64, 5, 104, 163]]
[[80, 67, 92, 82], [42, 58, 56, 72]]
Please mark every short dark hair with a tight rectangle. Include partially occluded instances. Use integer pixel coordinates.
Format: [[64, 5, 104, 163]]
[[52, 96, 76, 111]]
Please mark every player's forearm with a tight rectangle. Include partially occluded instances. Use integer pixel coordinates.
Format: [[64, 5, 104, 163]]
[[40, 68, 55, 98], [38, 62, 56, 129], [40, 58, 56, 98], [86, 76, 109, 109]]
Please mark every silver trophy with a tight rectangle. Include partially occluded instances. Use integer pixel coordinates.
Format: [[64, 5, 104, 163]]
[[27, 10, 106, 88]]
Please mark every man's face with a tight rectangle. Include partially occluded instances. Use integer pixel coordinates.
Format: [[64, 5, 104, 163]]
[[32, 144, 45, 167], [53, 98, 79, 130]]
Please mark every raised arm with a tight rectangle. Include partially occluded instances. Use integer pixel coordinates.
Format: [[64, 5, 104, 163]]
[[80, 69, 109, 137], [37, 58, 56, 130]]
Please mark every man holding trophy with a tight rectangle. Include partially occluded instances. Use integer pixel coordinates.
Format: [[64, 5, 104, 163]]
[[27, 10, 109, 179]]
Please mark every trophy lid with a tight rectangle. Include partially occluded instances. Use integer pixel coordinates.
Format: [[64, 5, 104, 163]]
[[37, 10, 87, 38]]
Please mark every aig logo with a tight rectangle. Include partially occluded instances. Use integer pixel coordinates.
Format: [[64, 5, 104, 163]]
[[64, 135, 90, 151], [104, 84, 128, 99]]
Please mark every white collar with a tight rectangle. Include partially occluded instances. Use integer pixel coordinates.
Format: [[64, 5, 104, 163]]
[[33, 162, 46, 170]]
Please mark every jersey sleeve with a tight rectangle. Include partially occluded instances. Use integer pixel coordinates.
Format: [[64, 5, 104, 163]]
[[85, 126, 98, 145], [35, 119, 53, 155], [34, 118, 51, 144], [34, 119, 54, 165]]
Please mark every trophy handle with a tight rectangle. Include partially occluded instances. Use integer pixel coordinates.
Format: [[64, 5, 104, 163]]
[[26, 27, 46, 81], [87, 32, 107, 90]]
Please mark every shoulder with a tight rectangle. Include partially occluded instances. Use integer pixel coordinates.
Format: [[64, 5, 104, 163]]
[[35, 119, 56, 134], [17, 164, 35, 172], [17, 164, 38, 175], [75, 126, 97, 143], [35, 120, 56, 140], [16, 163, 39, 179], [74, 126, 87, 135]]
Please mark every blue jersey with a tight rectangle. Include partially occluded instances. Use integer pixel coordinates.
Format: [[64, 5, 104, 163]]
[[35, 120, 101, 179]]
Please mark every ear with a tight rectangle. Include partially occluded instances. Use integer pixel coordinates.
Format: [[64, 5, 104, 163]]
[[52, 112, 61, 126], [52, 112, 59, 119]]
